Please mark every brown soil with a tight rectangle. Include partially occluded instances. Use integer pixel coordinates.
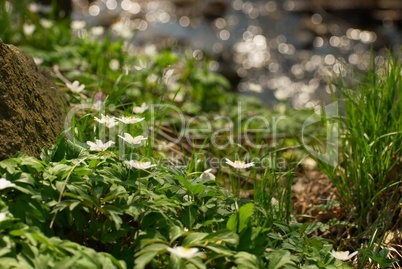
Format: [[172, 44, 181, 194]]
[[292, 165, 402, 268]]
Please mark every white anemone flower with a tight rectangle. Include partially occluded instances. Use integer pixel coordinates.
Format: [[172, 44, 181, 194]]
[[126, 160, 156, 170], [70, 20, 86, 30], [33, 57, 44, 65], [94, 114, 117, 128], [0, 178, 16, 190], [271, 197, 279, 206], [200, 168, 215, 180], [29, 3, 51, 14], [111, 21, 134, 39], [117, 116, 144, 124], [0, 212, 7, 222], [23, 23, 35, 36], [167, 246, 200, 259], [90, 26, 105, 36], [225, 158, 254, 169], [92, 101, 103, 112], [133, 103, 149, 114], [86, 139, 115, 151], [330, 250, 358, 261], [40, 18, 53, 29], [66, 80, 85, 93], [118, 133, 147, 145]]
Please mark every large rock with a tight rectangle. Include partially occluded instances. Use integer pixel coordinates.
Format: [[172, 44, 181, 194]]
[[0, 40, 66, 160]]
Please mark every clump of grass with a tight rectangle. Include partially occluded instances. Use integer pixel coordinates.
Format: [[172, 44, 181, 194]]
[[317, 52, 402, 267]]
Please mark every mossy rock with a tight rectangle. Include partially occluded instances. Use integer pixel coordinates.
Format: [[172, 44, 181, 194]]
[[0, 40, 66, 160]]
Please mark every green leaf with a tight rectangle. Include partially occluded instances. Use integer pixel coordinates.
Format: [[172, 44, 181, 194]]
[[0, 257, 21, 268], [175, 176, 204, 195], [267, 250, 297, 269], [52, 256, 81, 269], [103, 205, 123, 230], [180, 206, 197, 229], [14, 172, 36, 186], [135, 243, 169, 257], [182, 233, 208, 247], [134, 252, 159, 269], [238, 203, 254, 233], [103, 186, 128, 203], [48, 163, 72, 180], [234, 251, 262, 269], [20, 157, 45, 172], [134, 243, 168, 269], [203, 229, 238, 245], [205, 244, 233, 256], [0, 235, 15, 257], [169, 253, 186, 269], [68, 201, 81, 211], [50, 130, 87, 162], [136, 237, 167, 250], [0, 158, 18, 174], [226, 214, 238, 233], [169, 226, 184, 243], [227, 203, 254, 233], [187, 257, 207, 269]]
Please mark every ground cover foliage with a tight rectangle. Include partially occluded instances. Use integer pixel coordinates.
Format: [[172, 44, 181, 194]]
[[0, 1, 401, 268]]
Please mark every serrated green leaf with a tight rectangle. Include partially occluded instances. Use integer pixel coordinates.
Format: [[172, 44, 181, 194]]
[[48, 164, 72, 180], [103, 186, 127, 203], [267, 250, 297, 269], [187, 257, 207, 269], [20, 157, 45, 172], [234, 251, 262, 269], [205, 244, 233, 256], [135, 243, 168, 257], [169, 226, 184, 243], [0, 158, 18, 174], [203, 229, 238, 245], [182, 233, 208, 247], [134, 251, 158, 269]]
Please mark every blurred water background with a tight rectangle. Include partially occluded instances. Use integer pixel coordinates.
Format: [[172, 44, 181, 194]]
[[70, 0, 402, 108]]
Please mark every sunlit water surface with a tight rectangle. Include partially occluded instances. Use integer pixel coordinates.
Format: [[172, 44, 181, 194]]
[[72, 0, 402, 108]]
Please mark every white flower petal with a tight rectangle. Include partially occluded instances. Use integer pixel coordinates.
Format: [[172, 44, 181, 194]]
[[70, 20, 86, 30], [0, 178, 16, 190], [225, 158, 254, 169], [90, 26, 105, 36], [118, 133, 147, 145], [66, 80, 85, 93], [94, 114, 117, 128], [271, 197, 279, 206], [117, 116, 144, 124], [86, 139, 115, 151], [126, 160, 155, 170], [167, 246, 199, 259], [0, 212, 7, 222], [200, 169, 215, 180], [330, 250, 358, 261], [133, 103, 149, 114], [23, 24, 36, 36], [40, 18, 53, 28]]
